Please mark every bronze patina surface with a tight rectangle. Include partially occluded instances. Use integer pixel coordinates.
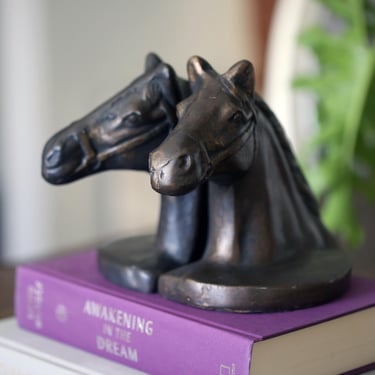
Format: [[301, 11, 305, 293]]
[[42, 53, 351, 311], [42, 54, 206, 293], [150, 56, 351, 312]]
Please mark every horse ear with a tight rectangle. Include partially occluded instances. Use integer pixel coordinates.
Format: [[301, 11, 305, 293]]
[[145, 53, 162, 72], [157, 63, 175, 81], [187, 56, 214, 86], [154, 63, 181, 104], [224, 60, 255, 95]]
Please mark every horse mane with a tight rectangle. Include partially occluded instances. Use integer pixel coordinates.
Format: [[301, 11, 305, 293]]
[[254, 94, 321, 219]]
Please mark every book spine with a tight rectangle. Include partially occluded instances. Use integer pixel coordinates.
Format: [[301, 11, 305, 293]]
[[15, 266, 253, 375]]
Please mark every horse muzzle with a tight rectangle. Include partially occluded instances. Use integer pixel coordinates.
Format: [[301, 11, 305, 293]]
[[42, 125, 98, 184], [149, 132, 211, 196]]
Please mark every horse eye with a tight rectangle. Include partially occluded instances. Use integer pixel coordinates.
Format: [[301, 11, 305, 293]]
[[123, 112, 141, 127], [230, 111, 245, 124]]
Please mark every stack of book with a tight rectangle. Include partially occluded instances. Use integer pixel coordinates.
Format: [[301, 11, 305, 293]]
[[4, 249, 375, 374], [0, 317, 145, 374]]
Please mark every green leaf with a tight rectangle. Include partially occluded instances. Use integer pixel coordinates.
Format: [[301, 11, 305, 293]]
[[295, 0, 375, 247]]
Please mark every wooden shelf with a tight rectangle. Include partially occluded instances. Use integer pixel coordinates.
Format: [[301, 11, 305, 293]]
[[0, 266, 15, 319]]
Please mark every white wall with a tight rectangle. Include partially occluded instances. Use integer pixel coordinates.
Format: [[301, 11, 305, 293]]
[[0, 0, 258, 263], [0, 0, 53, 263], [264, 0, 321, 152]]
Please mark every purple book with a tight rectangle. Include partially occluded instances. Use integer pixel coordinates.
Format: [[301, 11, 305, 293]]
[[16, 250, 375, 375]]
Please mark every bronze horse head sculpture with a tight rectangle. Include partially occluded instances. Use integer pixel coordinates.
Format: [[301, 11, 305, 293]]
[[42, 53, 185, 183], [42, 53, 207, 293], [150, 56, 351, 312]]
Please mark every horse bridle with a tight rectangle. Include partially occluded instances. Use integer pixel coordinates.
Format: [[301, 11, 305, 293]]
[[74, 99, 177, 173], [184, 115, 257, 183], [76, 122, 170, 170], [208, 118, 257, 172]]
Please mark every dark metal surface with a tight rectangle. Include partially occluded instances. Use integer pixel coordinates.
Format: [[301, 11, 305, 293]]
[[42, 53, 206, 293], [159, 251, 351, 312], [150, 56, 351, 311], [42, 53, 351, 312], [42, 53, 185, 182]]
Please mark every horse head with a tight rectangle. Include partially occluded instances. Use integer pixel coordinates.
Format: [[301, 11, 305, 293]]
[[151, 57, 350, 312], [150, 56, 257, 195], [42, 53, 185, 184]]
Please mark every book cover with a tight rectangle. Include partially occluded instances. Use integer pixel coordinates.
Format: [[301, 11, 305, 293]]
[[16, 249, 375, 375], [0, 317, 145, 375]]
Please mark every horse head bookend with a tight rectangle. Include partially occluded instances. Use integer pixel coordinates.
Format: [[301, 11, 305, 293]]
[[150, 56, 351, 312], [42, 53, 206, 293]]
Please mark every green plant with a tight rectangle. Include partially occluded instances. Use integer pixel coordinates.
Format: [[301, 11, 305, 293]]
[[294, 0, 375, 247]]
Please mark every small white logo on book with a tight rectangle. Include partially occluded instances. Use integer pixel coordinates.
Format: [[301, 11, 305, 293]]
[[26, 280, 44, 329], [55, 304, 68, 322], [220, 363, 235, 375]]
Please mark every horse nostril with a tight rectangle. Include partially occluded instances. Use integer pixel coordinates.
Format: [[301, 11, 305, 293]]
[[148, 158, 154, 173], [177, 154, 191, 171], [46, 147, 61, 167]]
